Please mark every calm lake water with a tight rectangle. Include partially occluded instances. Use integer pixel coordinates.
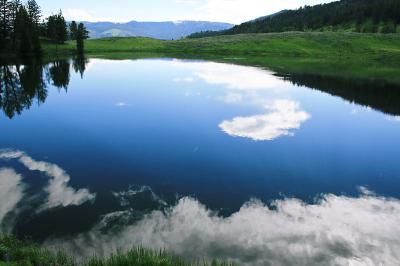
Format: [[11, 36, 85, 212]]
[[1, 57, 400, 264]]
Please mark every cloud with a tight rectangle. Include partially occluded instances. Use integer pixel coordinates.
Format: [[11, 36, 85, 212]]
[[175, 0, 335, 24], [219, 100, 310, 141], [386, 116, 400, 122], [113, 185, 167, 207], [0, 168, 24, 229], [0, 150, 95, 210], [168, 61, 309, 140], [173, 77, 195, 83], [47, 189, 400, 266], [63, 8, 96, 22]]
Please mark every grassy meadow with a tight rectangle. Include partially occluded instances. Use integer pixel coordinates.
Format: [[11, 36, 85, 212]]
[[42, 32, 400, 84], [0, 235, 232, 266]]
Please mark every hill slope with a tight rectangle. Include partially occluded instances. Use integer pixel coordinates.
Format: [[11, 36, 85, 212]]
[[84, 21, 234, 40], [189, 0, 400, 38]]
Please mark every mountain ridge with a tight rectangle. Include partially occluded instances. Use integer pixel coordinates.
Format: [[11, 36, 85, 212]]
[[81, 20, 234, 40]]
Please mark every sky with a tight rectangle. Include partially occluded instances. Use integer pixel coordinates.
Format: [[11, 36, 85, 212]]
[[36, 0, 335, 24]]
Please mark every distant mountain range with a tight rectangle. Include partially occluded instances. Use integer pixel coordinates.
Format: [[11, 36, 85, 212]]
[[82, 21, 234, 40]]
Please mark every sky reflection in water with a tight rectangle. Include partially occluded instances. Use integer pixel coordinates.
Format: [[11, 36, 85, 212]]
[[1, 58, 400, 265]]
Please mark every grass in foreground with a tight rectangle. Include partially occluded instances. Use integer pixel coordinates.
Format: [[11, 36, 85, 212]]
[[0, 236, 232, 266], [41, 32, 400, 84]]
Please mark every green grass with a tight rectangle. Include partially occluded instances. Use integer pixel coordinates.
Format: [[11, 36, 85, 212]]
[[0, 235, 233, 266], [43, 32, 400, 84]]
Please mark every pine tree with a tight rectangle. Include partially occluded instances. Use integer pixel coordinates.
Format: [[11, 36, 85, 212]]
[[26, 0, 41, 53], [46, 10, 67, 45], [26, 0, 40, 25], [10, 0, 21, 50], [55, 10, 67, 44], [69, 20, 78, 40], [0, 0, 11, 48], [14, 5, 32, 53], [76, 22, 88, 53]]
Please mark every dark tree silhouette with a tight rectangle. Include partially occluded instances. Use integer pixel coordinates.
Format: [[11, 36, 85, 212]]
[[0, 0, 11, 49], [49, 59, 70, 90], [76, 22, 89, 54], [0, 60, 46, 118], [26, 0, 40, 25], [10, 0, 21, 50], [69, 20, 78, 40], [72, 55, 88, 78], [46, 10, 67, 44], [0, 58, 76, 119]]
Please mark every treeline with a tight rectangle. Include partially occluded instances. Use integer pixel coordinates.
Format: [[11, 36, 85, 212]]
[[188, 0, 400, 38], [0, 0, 88, 55]]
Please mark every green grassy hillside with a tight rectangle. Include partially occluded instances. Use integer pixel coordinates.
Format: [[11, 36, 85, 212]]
[[42, 32, 400, 84]]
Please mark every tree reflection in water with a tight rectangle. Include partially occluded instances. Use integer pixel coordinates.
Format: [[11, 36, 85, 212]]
[[0, 56, 87, 119]]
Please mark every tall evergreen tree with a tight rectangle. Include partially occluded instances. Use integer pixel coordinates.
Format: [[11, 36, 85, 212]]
[[55, 10, 67, 44], [26, 0, 41, 53], [69, 20, 78, 40], [0, 0, 11, 48], [10, 0, 21, 50], [26, 0, 40, 25], [14, 5, 32, 53], [46, 10, 67, 47], [76, 22, 88, 53]]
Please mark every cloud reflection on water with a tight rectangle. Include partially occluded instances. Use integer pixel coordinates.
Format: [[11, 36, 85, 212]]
[[0, 150, 95, 212], [172, 60, 310, 140], [0, 168, 24, 230], [46, 188, 400, 266], [220, 100, 311, 141]]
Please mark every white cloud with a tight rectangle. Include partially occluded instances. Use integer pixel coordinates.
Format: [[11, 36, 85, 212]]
[[42, 0, 336, 24], [220, 100, 310, 141], [173, 77, 195, 82], [176, 0, 334, 24], [0, 150, 95, 210], [47, 189, 400, 265], [386, 116, 400, 122], [63, 8, 96, 22], [0, 168, 24, 229]]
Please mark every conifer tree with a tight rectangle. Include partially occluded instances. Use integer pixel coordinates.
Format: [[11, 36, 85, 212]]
[[27, 0, 40, 25], [69, 21, 78, 40], [14, 5, 31, 53], [10, 0, 21, 50], [76, 22, 88, 53], [0, 0, 11, 48]]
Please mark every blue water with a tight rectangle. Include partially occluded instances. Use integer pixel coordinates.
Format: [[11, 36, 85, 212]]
[[1, 58, 400, 241]]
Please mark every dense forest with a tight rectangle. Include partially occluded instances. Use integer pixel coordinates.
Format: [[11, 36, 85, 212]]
[[0, 0, 88, 55], [189, 0, 400, 38]]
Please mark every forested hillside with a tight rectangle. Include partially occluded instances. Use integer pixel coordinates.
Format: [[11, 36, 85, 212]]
[[189, 0, 400, 38]]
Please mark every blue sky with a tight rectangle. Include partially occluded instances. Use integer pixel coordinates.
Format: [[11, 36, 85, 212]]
[[36, 0, 334, 24]]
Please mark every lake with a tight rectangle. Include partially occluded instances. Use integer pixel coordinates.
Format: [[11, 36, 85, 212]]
[[1, 57, 400, 264]]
